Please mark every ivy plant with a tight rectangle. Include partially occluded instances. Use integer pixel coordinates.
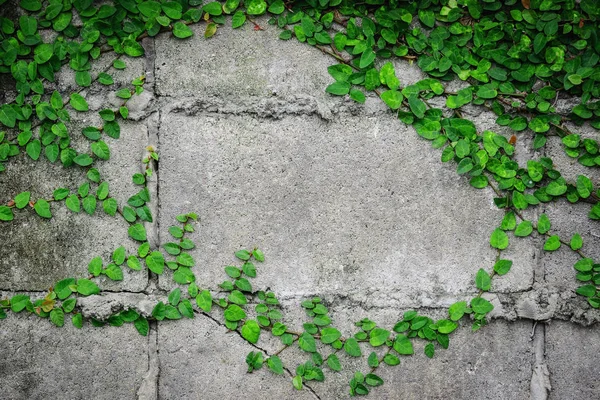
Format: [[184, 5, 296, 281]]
[[1, 0, 599, 397]]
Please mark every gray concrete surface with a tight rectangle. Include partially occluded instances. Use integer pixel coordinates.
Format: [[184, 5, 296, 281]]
[[1, 15, 599, 400]]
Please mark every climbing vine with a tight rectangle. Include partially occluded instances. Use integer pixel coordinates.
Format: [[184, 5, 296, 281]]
[[0, 0, 599, 396]]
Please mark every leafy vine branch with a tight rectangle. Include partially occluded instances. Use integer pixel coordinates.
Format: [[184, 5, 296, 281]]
[[0, 0, 599, 397]]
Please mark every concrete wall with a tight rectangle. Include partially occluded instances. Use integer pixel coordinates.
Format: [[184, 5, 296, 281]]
[[1, 17, 599, 400]]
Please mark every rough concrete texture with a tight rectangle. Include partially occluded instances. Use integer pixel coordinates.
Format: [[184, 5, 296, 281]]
[[2, 14, 599, 400], [0, 312, 149, 400]]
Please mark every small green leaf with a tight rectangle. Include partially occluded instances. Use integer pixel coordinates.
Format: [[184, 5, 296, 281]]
[[543, 235, 561, 251], [146, 251, 164, 274], [50, 308, 65, 327], [224, 304, 246, 322], [15, 192, 31, 209], [196, 290, 212, 312], [490, 228, 509, 250], [77, 279, 100, 296], [493, 259, 513, 276], [241, 319, 261, 344], [570, 234, 583, 251], [514, 221, 533, 237], [537, 214, 551, 234], [0, 206, 14, 221], [475, 269, 491, 291], [70, 93, 88, 111], [393, 335, 413, 355], [128, 224, 147, 241], [34, 199, 51, 218], [134, 316, 149, 336]]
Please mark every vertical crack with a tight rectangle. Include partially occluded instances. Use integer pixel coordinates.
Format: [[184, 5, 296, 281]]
[[530, 322, 551, 400], [137, 321, 159, 400]]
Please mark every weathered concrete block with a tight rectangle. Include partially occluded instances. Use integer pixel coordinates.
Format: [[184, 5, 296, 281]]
[[157, 111, 533, 308], [154, 17, 336, 103], [0, 312, 149, 400], [546, 321, 600, 399]]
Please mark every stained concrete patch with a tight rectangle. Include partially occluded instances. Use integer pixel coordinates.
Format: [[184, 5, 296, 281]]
[[0, 312, 149, 400], [0, 117, 149, 292], [546, 321, 600, 399], [157, 315, 315, 400]]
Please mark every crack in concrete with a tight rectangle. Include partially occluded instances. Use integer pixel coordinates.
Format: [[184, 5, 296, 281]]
[[196, 310, 322, 400], [530, 322, 551, 400], [137, 321, 159, 400]]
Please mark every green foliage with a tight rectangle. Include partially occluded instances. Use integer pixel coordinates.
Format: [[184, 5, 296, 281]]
[[1, 0, 599, 397]]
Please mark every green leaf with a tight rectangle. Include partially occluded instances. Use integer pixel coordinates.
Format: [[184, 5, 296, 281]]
[[72, 313, 83, 328], [327, 354, 342, 371], [570, 234, 583, 251], [232, 11, 246, 28], [475, 269, 491, 291], [359, 49, 376, 69], [514, 221, 533, 237], [178, 299, 194, 318], [134, 316, 149, 336], [368, 352, 379, 368], [10, 295, 30, 312], [393, 335, 413, 355], [66, 195, 80, 213], [88, 257, 102, 277], [241, 319, 261, 344], [74, 154, 94, 167], [176, 253, 195, 267], [449, 301, 467, 321], [293, 376, 303, 390], [576, 175, 593, 199], [77, 279, 100, 296], [493, 259, 513, 276], [380, 90, 403, 110], [267, 355, 284, 374], [320, 327, 341, 344], [105, 264, 123, 281], [576, 285, 596, 298], [470, 298, 493, 314], [62, 298, 76, 313], [408, 96, 426, 119], [196, 290, 212, 312], [0, 206, 14, 221], [470, 175, 488, 189], [436, 319, 457, 334], [0, 105, 16, 128], [173, 22, 193, 39], [344, 338, 361, 357], [235, 249, 251, 260], [34, 199, 51, 218], [369, 328, 390, 347], [128, 224, 147, 242], [247, 0, 267, 15], [537, 214, 551, 234], [224, 304, 246, 322], [299, 332, 317, 353], [574, 258, 593, 272], [327, 64, 352, 82], [168, 288, 181, 306], [543, 235, 561, 251], [50, 308, 65, 327], [146, 251, 164, 274], [490, 228, 509, 250], [26, 140, 41, 160], [55, 278, 75, 300], [476, 85, 497, 99], [325, 81, 350, 96]]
